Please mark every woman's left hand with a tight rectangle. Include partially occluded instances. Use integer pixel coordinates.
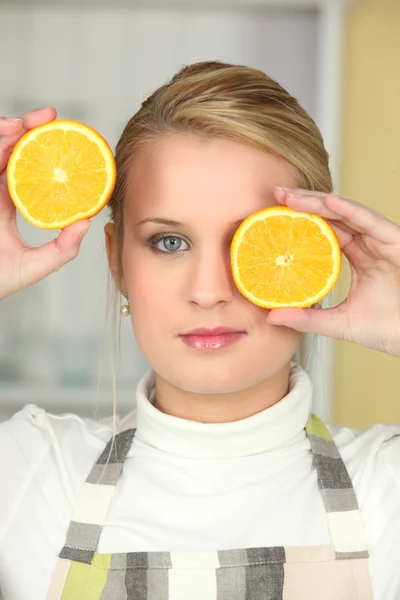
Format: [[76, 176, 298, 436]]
[[267, 187, 400, 357]]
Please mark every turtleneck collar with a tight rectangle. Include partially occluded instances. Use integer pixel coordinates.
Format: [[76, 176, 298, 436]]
[[122, 363, 313, 459]]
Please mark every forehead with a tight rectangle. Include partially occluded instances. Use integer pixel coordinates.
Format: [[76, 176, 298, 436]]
[[125, 134, 300, 222]]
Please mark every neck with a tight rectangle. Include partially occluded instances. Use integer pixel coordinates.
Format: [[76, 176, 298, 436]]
[[153, 363, 291, 423]]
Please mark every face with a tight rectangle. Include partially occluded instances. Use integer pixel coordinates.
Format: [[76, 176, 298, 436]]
[[107, 134, 303, 394]]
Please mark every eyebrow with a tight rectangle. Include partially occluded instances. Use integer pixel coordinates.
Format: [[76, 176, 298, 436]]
[[136, 217, 246, 228]]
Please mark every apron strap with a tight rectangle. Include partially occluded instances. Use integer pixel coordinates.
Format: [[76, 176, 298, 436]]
[[306, 414, 369, 559], [58, 428, 136, 564]]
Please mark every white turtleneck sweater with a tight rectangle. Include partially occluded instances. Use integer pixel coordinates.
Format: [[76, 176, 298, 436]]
[[0, 364, 399, 600]]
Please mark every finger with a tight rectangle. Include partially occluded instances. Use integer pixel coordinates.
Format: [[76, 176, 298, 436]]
[[274, 187, 400, 244], [324, 219, 353, 248], [274, 187, 355, 229], [0, 171, 17, 223], [0, 107, 57, 173], [275, 187, 328, 200], [274, 188, 341, 220], [54, 220, 91, 254], [19, 106, 57, 130], [0, 117, 23, 135], [324, 194, 400, 244], [267, 305, 346, 339], [21, 220, 91, 284]]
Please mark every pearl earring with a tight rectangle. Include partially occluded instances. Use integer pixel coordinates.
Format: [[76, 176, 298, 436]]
[[120, 295, 130, 317]]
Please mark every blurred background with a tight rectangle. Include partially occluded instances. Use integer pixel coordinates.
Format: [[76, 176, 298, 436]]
[[0, 0, 399, 427]]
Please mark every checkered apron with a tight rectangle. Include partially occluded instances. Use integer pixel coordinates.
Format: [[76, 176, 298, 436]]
[[46, 415, 373, 599]]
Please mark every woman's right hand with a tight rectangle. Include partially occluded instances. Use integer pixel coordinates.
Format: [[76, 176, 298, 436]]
[[0, 108, 91, 302]]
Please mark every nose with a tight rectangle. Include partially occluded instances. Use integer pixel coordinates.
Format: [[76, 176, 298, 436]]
[[187, 244, 235, 309]]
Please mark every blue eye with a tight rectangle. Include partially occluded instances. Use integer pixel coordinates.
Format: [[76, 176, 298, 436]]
[[152, 235, 189, 253]]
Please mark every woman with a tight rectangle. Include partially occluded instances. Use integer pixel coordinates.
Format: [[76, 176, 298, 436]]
[[0, 61, 399, 600]]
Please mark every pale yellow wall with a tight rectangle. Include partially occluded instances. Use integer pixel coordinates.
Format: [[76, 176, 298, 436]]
[[333, 0, 400, 428]]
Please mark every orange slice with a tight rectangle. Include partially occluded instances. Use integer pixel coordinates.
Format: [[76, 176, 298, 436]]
[[7, 120, 116, 229], [230, 206, 342, 308]]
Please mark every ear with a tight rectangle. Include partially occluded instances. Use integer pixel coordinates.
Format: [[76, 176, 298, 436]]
[[104, 222, 126, 294]]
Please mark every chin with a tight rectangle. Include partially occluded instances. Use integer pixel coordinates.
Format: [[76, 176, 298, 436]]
[[159, 358, 282, 395]]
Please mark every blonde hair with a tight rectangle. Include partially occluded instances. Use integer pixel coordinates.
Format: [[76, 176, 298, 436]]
[[105, 60, 333, 436], [108, 60, 332, 261]]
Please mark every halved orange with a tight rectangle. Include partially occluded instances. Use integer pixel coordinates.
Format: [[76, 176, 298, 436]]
[[230, 206, 342, 308], [7, 120, 116, 229]]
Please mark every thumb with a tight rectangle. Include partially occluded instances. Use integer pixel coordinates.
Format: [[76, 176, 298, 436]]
[[267, 306, 345, 339], [24, 220, 91, 283], [54, 219, 92, 258]]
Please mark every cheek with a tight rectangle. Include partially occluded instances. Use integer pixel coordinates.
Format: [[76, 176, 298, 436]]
[[123, 250, 178, 327], [127, 267, 171, 360], [249, 306, 302, 363], [269, 324, 302, 350]]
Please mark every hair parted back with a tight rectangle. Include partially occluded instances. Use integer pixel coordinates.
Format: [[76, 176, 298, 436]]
[[107, 60, 332, 273]]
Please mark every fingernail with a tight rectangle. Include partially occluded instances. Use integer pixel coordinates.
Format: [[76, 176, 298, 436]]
[[267, 318, 282, 326], [285, 191, 307, 198], [275, 186, 291, 192], [0, 117, 23, 123]]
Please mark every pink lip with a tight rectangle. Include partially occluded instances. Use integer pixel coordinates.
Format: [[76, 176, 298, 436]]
[[180, 327, 246, 351]]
